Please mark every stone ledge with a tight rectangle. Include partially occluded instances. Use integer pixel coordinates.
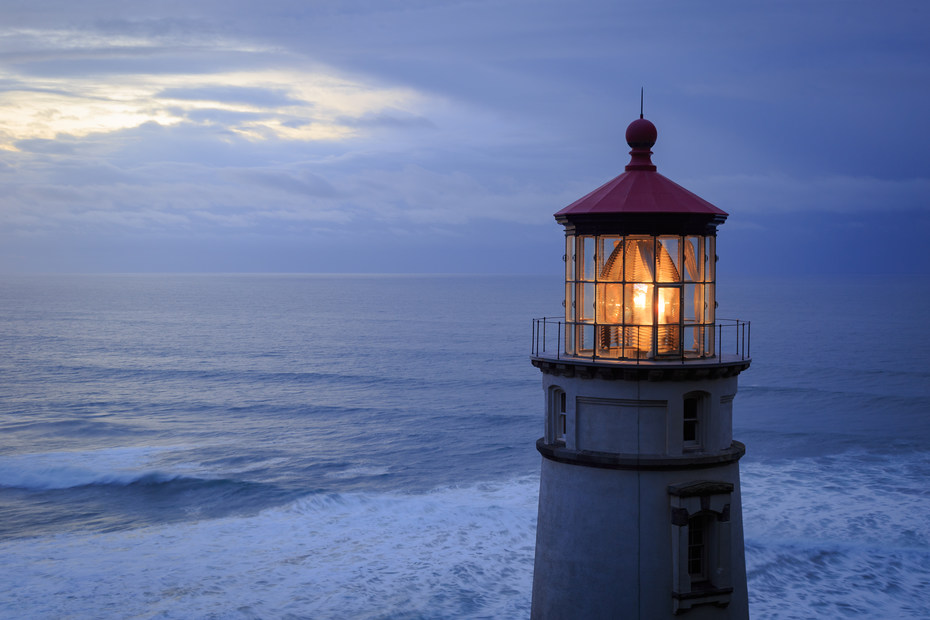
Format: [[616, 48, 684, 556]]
[[537, 439, 746, 471], [672, 585, 733, 614], [673, 585, 734, 601], [668, 480, 735, 497], [531, 357, 751, 381]]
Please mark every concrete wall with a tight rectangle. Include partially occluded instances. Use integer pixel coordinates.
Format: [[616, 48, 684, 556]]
[[531, 457, 749, 619], [541, 373, 740, 455], [532, 366, 749, 618]]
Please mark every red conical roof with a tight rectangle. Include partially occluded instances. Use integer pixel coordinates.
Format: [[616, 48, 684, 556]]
[[555, 118, 728, 219]]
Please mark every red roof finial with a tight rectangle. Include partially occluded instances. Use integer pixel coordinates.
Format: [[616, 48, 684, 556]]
[[625, 117, 657, 172]]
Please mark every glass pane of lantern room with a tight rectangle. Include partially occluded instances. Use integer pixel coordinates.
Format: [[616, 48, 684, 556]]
[[624, 236, 655, 283], [580, 237, 596, 281], [565, 235, 575, 283], [657, 237, 681, 282], [628, 326, 654, 359], [598, 237, 622, 281], [578, 323, 595, 353], [683, 284, 697, 323], [624, 283, 653, 325], [657, 286, 680, 325], [657, 286, 681, 355], [565, 282, 575, 322], [578, 283, 595, 321], [704, 283, 715, 324], [704, 323, 715, 357], [683, 325, 701, 357], [684, 236, 702, 282], [705, 237, 715, 282], [596, 283, 623, 324]]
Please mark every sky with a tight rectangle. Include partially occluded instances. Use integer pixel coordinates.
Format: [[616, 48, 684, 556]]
[[1, 0, 928, 275]]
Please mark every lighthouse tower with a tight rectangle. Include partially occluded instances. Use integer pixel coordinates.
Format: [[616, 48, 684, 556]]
[[530, 115, 751, 619]]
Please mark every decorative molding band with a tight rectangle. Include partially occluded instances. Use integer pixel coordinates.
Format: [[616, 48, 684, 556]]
[[668, 480, 735, 497], [537, 439, 746, 471], [672, 586, 734, 601]]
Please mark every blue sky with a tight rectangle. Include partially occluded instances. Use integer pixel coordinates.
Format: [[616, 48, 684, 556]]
[[1, 0, 928, 274]]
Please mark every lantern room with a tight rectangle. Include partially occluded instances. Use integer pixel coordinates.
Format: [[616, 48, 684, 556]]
[[554, 117, 729, 361]]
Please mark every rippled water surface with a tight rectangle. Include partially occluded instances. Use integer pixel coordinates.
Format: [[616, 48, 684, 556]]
[[1, 274, 928, 618]]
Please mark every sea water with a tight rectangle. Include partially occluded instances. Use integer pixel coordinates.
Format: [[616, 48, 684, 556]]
[[0, 274, 928, 619]]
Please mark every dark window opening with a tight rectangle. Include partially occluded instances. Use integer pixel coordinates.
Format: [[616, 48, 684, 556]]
[[550, 388, 567, 443], [688, 513, 710, 584], [683, 396, 699, 444]]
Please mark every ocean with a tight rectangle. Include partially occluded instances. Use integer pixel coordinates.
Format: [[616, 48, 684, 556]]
[[0, 273, 928, 619]]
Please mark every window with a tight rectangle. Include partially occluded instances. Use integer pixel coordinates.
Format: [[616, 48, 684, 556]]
[[562, 233, 717, 360], [669, 481, 735, 612], [683, 396, 699, 447], [549, 387, 567, 444], [687, 513, 711, 585], [682, 392, 706, 451]]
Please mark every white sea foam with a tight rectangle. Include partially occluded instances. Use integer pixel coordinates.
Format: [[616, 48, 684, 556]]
[[3, 454, 929, 618], [323, 465, 392, 479], [0, 444, 292, 491], [743, 451, 930, 619], [0, 477, 540, 619], [0, 446, 181, 489]]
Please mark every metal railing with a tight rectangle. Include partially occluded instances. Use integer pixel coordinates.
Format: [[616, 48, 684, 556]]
[[531, 317, 750, 364]]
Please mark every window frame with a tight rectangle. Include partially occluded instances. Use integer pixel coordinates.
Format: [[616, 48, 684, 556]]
[[563, 232, 717, 360], [548, 386, 567, 444], [668, 481, 735, 613], [682, 392, 708, 452]]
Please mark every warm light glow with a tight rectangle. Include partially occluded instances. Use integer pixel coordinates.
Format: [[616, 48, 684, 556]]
[[659, 288, 677, 323], [570, 234, 714, 359], [633, 283, 647, 310]]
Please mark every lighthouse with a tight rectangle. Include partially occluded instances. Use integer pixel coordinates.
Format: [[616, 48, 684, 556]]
[[530, 114, 751, 619]]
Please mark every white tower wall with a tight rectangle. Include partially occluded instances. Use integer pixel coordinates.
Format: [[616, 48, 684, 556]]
[[531, 362, 750, 619]]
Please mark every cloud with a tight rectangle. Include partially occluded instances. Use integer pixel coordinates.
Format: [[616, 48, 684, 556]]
[[12, 137, 78, 155], [157, 85, 303, 107], [340, 110, 436, 130], [0, 0, 928, 273], [0, 18, 433, 148], [229, 168, 338, 199], [0, 65, 427, 146]]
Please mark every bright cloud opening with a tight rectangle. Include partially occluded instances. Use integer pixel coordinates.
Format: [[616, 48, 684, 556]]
[[0, 27, 425, 149]]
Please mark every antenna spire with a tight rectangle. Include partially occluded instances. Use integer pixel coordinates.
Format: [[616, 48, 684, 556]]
[[640, 87, 644, 119]]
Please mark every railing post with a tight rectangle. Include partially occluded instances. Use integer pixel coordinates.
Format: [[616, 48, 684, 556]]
[[742, 320, 745, 359], [543, 317, 546, 353], [718, 323, 723, 363], [747, 321, 751, 359]]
